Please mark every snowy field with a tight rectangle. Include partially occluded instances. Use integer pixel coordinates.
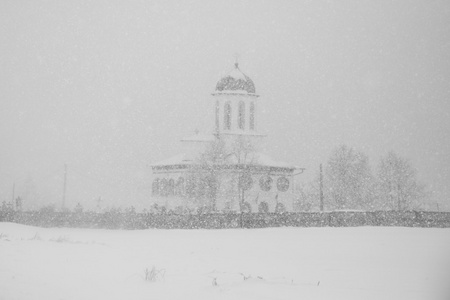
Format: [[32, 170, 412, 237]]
[[1, 223, 449, 300]]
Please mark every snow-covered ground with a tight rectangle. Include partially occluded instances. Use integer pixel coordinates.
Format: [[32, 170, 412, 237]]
[[1, 223, 449, 300]]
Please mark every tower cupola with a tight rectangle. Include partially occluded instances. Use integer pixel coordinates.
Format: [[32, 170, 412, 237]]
[[212, 62, 261, 137], [215, 63, 256, 94]]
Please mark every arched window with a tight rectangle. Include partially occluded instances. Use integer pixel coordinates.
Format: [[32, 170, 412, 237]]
[[168, 179, 175, 196], [152, 178, 160, 196], [160, 178, 168, 196], [250, 102, 255, 130], [215, 100, 220, 131], [175, 177, 185, 196], [186, 176, 196, 199], [238, 101, 245, 130], [224, 101, 231, 130]]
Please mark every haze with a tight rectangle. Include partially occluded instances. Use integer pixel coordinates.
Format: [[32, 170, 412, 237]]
[[1, 1, 449, 210]]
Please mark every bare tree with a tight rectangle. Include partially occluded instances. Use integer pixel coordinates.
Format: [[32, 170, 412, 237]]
[[298, 171, 324, 212], [377, 151, 427, 210], [227, 135, 256, 211], [325, 145, 375, 210], [186, 138, 227, 211]]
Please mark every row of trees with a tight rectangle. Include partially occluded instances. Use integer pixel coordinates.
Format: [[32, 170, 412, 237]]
[[301, 145, 428, 211]]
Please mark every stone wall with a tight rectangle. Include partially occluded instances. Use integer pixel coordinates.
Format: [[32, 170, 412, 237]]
[[1, 210, 450, 229]]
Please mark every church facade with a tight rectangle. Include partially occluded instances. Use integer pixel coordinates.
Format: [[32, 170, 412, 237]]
[[151, 62, 302, 213]]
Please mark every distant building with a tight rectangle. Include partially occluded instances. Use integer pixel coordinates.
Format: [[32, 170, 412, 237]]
[[151, 62, 302, 213]]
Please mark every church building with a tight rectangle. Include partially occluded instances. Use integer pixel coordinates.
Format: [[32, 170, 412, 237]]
[[151, 62, 302, 213]]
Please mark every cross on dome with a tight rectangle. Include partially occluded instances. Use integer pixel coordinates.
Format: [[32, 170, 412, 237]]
[[234, 53, 240, 68], [215, 57, 255, 94]]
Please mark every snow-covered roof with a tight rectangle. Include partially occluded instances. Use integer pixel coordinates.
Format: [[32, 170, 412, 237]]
[[217, 130, 266, 137], [224, 152, 297, 170], [181, 132, 215, 142], [227, 67, 248, 80], [254, 153, 298, 169], [152, 152, 297, 171], [151, 153, 192, 167], [211, 90, 259, 97], [215, 63, 256, 94]]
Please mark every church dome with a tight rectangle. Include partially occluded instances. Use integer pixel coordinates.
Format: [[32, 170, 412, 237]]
[[215, 63, 256, 94]]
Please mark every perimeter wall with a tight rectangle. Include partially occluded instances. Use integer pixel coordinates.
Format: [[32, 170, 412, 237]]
[[1, 210, 450, 229]]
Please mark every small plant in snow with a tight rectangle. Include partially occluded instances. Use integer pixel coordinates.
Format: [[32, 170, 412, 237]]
[[30, 232, 41, 241], [144, 266, 165, 282], [0, 232, 8, 240], [239, 273, 251, 281], [50, 236, 70, 243]]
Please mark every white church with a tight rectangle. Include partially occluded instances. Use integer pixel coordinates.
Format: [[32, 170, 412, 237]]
[[151, 62, 302, 213]]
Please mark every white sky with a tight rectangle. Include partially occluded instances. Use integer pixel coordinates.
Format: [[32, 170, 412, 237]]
[[1, 0, 449, 210]]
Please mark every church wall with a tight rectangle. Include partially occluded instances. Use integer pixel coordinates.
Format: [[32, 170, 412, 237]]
[[151, 169, 187, 211], [238, 172, 294, 213], [152, 168, 295, 213]]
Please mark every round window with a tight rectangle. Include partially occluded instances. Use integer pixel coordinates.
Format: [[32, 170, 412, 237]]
[[277, 177, 290, 192], [240, 173, 253, 191], [259, 175, 273, 191]]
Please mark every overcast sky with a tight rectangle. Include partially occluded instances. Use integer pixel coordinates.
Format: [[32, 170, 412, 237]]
[[1, 0, 449, 210]]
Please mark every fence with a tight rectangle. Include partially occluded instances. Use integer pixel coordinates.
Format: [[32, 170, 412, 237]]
[[1, 210, 450, 229]]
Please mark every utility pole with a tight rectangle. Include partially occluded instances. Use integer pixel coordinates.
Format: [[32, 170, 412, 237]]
[[62, 164, 67, 211], [319, 164, 324, 212], [12, 182, 15, 203]]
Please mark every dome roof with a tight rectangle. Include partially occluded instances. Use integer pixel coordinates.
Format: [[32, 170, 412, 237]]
[[215, 63, 256, 94]]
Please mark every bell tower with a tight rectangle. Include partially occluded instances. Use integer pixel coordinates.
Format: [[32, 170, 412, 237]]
[[212, 61, 263, 144]]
